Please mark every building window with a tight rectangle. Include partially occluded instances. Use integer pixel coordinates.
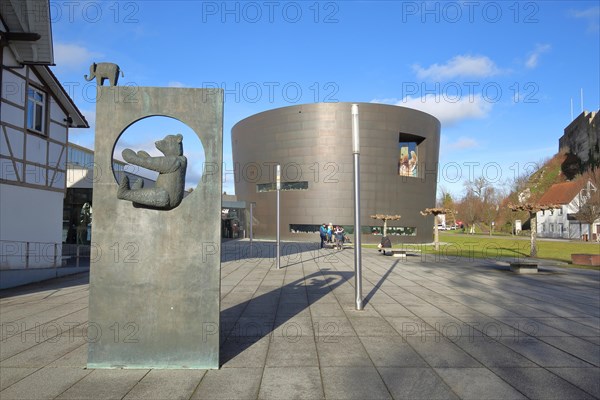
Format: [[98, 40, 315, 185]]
[[289, 224, 322, 234], [559, 207, 563, 215], [398, 132, 425, 178], [67, 146, 94, 166], [367, 226, 417, 236], [257, 181, 308, 192], [27, 87, 46, 133]]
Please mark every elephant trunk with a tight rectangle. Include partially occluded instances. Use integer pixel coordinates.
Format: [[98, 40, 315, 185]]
[[84, 64, 96, 81]]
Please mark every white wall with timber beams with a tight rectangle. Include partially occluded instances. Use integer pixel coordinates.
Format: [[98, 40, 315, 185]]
[[1, 46, 70, 269]]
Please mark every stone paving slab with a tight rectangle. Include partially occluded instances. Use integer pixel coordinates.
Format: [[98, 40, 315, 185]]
[[358, 336, 428, 367], [123, 369, 206, 400], [321, 366, 391, 400], [0, 366, 92, 400], [1, 240, 599, 399], [491, 367, 597, 399], [56, 369, 149, 399], [434, 368, 526, 399], [548, 367, 600, 398], [258, 367, 323, 400], [191, 367, 262, 400], [378, 367, 459, 400], [0, 367, 39, 391]]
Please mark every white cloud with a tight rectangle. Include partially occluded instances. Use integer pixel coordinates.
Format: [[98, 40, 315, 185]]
[[412, 55, 501, 80], [168, 81, 187, 88], [570, 6, 600, 32], [445, 137, 479, 150], [372, 94, 492, 126], [570, 6, 600, 18], [525, 44, 551, 69], [54, 43, 103, 70]]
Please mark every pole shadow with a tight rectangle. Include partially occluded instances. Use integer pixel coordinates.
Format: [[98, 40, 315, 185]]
[[363, 259, 399, 306], [219, 265, 353, 366]]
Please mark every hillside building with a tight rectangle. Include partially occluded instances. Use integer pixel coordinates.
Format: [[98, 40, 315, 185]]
[[536, 180, 599, 240], [559, 110, 600, 169]]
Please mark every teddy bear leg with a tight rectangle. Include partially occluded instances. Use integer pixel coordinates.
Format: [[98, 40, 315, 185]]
[[117, 175, 130, 199], [128, 188, 170, 208], [132, 178, 144, 190]]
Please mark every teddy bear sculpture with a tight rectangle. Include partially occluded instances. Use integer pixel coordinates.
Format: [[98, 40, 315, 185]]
[[117, 134, 187, 210]]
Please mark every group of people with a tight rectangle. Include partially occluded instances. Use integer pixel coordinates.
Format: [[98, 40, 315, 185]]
[[319, 222, 347, 249]]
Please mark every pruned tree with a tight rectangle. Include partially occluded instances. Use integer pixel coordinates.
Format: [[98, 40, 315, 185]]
[[370, 214, 401, 237], [420, 208, 452, 251], [508, 202, 559, 257]]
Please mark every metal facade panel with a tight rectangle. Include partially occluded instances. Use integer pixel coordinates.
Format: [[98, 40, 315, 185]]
[[88, 87, 223, 369]]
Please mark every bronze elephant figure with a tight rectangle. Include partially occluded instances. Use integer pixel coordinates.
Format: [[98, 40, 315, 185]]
[[84, 62, 124, 86]]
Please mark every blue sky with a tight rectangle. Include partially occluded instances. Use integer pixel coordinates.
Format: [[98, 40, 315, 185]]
[[50, 0, 600, 197]]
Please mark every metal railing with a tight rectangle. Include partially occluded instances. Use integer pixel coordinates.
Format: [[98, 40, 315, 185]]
[[0, 240, 90, 270]]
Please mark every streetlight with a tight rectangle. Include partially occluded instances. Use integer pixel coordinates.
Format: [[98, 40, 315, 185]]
[[352, 104, 363, 311]]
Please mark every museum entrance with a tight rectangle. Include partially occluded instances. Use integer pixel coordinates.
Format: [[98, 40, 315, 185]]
[[222, 207, 246, 239]]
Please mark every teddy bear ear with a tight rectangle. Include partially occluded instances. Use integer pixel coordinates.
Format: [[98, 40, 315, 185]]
[[176, 134, 183, 142]]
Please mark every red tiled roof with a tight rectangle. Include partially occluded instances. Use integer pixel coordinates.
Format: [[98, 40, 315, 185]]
[[538, 181, 585, 205]]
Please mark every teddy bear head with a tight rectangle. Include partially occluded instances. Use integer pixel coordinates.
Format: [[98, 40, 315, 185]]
[[155, 134, 183, 156]]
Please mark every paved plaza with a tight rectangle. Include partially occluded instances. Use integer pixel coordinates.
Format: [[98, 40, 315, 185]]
[[1, 240, 599, 399]]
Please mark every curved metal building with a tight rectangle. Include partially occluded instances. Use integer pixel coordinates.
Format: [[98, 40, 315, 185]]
[[231, 102, 440, 244]]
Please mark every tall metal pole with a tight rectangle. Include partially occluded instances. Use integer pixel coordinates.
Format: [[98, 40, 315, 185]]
[[276, 164, 281, 269], [352, 104, 363, 310], [249, 202, 254, 244]]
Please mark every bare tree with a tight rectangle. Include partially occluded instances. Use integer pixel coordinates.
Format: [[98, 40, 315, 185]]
[[482, 186, 506, 236], [464, 176, 492, 202], [461, 177, 504, 235], [456, 192, 480, 233]]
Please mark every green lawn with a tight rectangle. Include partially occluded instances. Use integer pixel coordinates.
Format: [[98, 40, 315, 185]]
[[367, 233, 599, 270]]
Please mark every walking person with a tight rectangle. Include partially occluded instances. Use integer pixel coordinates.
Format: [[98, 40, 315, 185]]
[[319, 223, 328, 248], [334, 226, 345, 250], [327, 222, 333, 243]]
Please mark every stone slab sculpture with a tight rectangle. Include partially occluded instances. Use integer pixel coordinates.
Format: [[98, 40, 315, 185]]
[[88, 86, 223, 369]]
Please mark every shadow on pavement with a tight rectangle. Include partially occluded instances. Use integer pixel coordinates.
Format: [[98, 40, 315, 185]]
[[219, 268, 353, 366], [0, 271, 90, 299]]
